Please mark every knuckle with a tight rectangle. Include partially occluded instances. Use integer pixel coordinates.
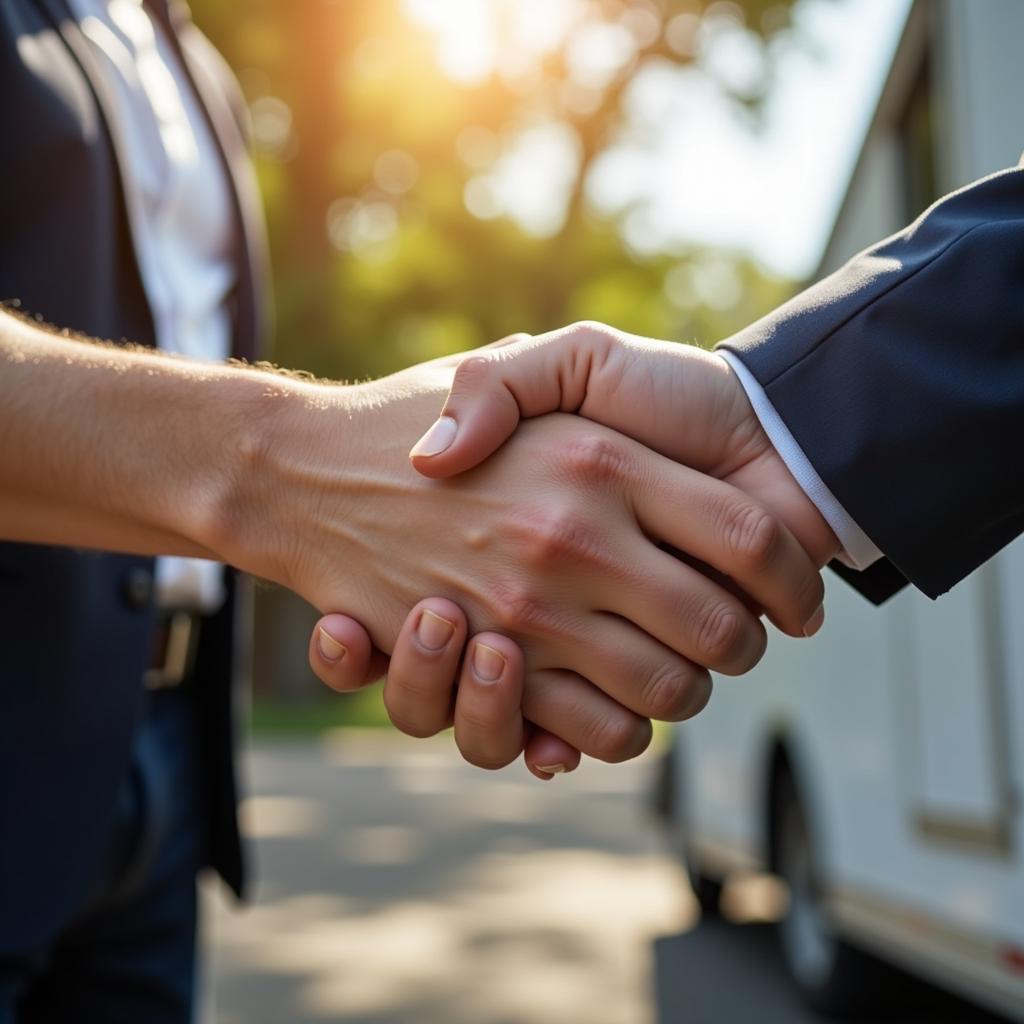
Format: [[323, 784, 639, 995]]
[[695, 601, 747, 666], [455, 354, 492, 379], [566, 319, 616, 343], [676, 673, 713, 722], [451, 354, 494, 393], [584, 711, 652, 763], [561, 434, 629, 486], [640, 661, 699, 722], [515, 508, 601, 567], [721, 500, 781, 570], [489, 580, 558, 638]]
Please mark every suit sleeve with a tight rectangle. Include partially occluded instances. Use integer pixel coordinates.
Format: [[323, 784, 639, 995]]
[[718, 165, 1024, 603]]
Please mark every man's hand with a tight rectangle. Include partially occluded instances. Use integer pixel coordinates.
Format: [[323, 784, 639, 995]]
[[308, 599, 582, 780], [409, 323, 841, 585], [353, 323, 838, 780], [218, 361, 824, 765]]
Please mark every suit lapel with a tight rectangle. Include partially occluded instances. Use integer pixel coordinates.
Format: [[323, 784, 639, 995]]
[[30, 0, 269, 362], [33, 0, 122, 149], [32, 0, 159, 348]]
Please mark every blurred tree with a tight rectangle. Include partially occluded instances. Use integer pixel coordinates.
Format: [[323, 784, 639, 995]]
[[186, 0, 807, 382]]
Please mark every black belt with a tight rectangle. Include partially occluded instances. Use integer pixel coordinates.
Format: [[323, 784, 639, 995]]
[[144, 611, 202, 691]]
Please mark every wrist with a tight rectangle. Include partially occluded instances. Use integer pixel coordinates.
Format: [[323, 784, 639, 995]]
[[194, 368, 334, 583], [203, 369, 446, 597]]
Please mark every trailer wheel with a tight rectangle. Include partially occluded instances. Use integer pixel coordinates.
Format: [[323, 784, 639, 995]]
[[685, 848, 723, 917], [774, 772, 892, 1016], [651, 735, 724, 917]]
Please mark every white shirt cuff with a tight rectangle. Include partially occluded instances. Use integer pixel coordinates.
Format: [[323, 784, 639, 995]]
[[717, 350, 883, 571]]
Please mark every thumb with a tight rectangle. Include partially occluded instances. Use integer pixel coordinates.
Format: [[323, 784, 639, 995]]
[[409, 327, 606, 479], [408, 354, 521, 479]]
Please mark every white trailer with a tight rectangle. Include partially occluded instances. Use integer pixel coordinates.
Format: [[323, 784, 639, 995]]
[[661, 1, 1024, 1019], [663, 539, 1024, 1019]]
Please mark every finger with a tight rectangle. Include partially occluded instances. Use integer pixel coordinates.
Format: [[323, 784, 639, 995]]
[[659, 544, 766, 617], [383, 598, 469, 738], [559, 613, 715, 723], [521, 669, 653, 764], [453, 633, 528, 770], [409, 325, 614, 479], [597, 541, 769, 677], [631, 456, 825, 638], [309, 614, 390, 693], [523, 726, 582, 780]]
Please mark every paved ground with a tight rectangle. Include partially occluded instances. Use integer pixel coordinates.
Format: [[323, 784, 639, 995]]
[[654, 919, 1009, 1024], [202, 733, 1008, 1024]]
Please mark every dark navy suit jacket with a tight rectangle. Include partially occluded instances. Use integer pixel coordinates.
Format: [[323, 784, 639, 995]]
[[720, 163, 1024, 605], [0, 0, 269, 952]]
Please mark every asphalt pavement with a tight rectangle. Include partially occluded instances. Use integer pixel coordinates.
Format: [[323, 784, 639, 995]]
[[201, 732, 1008, 1024]]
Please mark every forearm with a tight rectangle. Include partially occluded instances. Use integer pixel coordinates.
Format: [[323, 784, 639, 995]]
[[0, 494, 219, 560], [0, 309, 272, 560]]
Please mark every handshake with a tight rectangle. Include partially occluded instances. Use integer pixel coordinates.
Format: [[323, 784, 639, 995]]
[[280, 322, 839, 779], [0, 313, 839, 779]]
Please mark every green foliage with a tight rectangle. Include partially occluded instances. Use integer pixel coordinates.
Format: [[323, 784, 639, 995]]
[[250, 690, 391, 734], [187, 0, 802, 380]]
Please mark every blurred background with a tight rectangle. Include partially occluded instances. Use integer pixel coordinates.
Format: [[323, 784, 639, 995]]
[[191, 0, 1024, 1021]]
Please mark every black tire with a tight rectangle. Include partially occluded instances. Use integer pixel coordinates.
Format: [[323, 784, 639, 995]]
[[774, 771, 895, 1017], [650, 739, 724, 918], [686, 857, 724, 917]]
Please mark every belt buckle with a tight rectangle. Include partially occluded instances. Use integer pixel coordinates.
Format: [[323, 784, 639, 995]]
[[144, 611, 197, 691]]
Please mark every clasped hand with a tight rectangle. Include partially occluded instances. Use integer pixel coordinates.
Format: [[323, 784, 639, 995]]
[[294, 323, 837, 778]]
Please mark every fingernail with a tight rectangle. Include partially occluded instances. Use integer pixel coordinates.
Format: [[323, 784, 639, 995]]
[[417, 609, 455, 651], [803, 605, 825, 637], [536, 764, 567, 775], [410, 416, 458, 458], [472, 643, 506, 682], [317, 627, 347, 663]]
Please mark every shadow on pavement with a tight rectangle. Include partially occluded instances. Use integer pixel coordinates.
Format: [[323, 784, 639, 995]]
[[209, 738, 686, 1024], [654, 917, 1012, 1024]]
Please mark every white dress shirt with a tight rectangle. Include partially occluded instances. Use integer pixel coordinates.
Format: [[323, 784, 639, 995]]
[[717, 350, 883, 570], [68, 0, 237, 612]]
